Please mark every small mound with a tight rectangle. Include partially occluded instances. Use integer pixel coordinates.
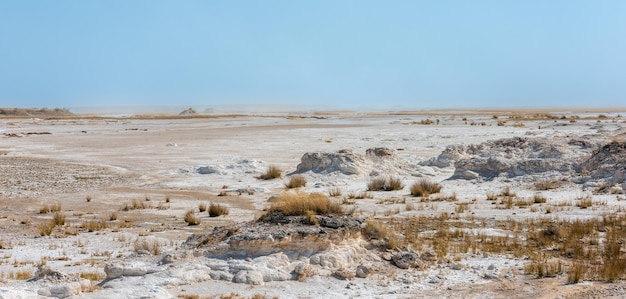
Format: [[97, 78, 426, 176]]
[[178, 108, 198, 116]]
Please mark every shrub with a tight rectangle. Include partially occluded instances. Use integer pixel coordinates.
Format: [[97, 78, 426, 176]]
[[261, 192, 343, 219], [198, 203, 207, 212], [133, 237, 162, 255], [184, 210, 201, 225], [285, 174, 306, 189], [410, 179, 442, 197], [258, 165, 282, 180], [328, 187, 342, 197], [367, 176, 404, 191], [208, 202, 229, 217], [38, 221, 55, 236], [53, 212, 65, 226], [533, 193, 547, 203], [576, 195, 593, 209], [81, 220, 107, 232]]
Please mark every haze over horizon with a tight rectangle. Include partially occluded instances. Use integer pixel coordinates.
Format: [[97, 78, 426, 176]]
[[1, 1, 625, 110]]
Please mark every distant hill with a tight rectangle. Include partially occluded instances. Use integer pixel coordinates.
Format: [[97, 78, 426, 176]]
[[0, 108, 73, 117]]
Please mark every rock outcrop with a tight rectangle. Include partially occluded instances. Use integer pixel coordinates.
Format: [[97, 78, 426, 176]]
[[295, 150, 366, 175], [580, 141, 626, 183], [429, 137, 598, 180]]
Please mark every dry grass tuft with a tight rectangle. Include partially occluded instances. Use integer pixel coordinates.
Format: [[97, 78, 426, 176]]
[[81, 220, 107, 232], [533, 193, 547, 203], [198, 203, 207, 212], [261, 192, 343, 219], [367, 176, 404, 191], [328, 187, 342, 197], [410, 179, 442, 197], [208, 202, 229, 217], [133, 237, 163, 255], [52, 212, 65, 226], [576, 195, 593, 209], [38, 221, 55, 236], [258, 165, 282, 180], [535, 178, 563, 190], [184, 210, 201, 225], [285, 174, 306, 189]]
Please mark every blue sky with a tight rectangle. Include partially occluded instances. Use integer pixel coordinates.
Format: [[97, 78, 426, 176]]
[[1, 1, 625, 110]]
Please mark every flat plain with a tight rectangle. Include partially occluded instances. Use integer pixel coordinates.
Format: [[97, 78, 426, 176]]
[[1, 109, 626, 298]]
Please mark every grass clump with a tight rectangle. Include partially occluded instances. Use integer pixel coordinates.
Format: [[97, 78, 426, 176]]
[[81, 220, 107, 232], [198, 203, 207, 212], [258, 165, 282, 180], [261, 192, 343, 220], [184, 210, 201, 225], [285, 174, 306, 189], [410, 179, 442, 197], [367, 176, 404, 191], [52, 212, 66, 226], [533, 193, 547, 203], [576, 195, 593, 209], [328, 187, 342, 197], [208, 202, 229, 217], [38, 221, 55, 236]]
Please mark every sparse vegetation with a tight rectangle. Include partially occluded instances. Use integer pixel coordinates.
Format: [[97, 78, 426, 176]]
[[328, 187, 342, 197], [576, 195, 593, 209], [208, 202, 229, 217], [367, 176, 404, 191], [285, 174, 306, 189], [258, 165, 282, 180], [198, 203, 207, 212], [410, 179, 442, 197], [260, 192, 343, 220], [38, 221, 55, 236], [184, 210, 201, 225], [52, 212, 65, 226], [81, 219, 107, 232]]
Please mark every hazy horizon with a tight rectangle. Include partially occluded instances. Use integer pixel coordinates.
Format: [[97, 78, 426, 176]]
[[2, 1, 625, 109]]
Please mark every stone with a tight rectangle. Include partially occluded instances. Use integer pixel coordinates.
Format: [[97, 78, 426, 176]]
[[355, 264, 370, 278], [392, 252, 418, 269]]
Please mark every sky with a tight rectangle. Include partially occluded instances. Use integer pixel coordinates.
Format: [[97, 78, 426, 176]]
[[1, 1, 625, 110]]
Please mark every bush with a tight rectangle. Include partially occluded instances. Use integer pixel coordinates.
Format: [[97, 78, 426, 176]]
[[198, 203, 207, 212], [367, 176, 405, 191], [410, 179, 442, 197], [184, 210, 201, 225], [285, 174, 306, 189], [258, 165, 282, 180], [208, 202, 229, 217], [38, 221, 55, 236], [52, 212, 65, 226], [261, 192, 343, 219]]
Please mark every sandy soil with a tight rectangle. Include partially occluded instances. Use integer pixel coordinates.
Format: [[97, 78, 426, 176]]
[[1, 110, 626, 298]]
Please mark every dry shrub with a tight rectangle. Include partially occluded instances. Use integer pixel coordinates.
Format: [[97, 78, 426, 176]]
[[285, 174, 306, 189], [81, 220, 107, 232], [80, 272, 105, 281], [363, 219, 397, 249], [500, 186, 516, 197], [533, 193, 547, 203], [535, 178, 563, 190], [576, 195, 593, 209], [258, 165, 282, 180], [347, 192, 373, 199], [328, 187, 342, 197], [13, 270, 32, 280], [410, 179, 442, 197], [367, 176, 404, 191], [198, 203, 207, 212], [262, 192, 343, 218], [39, 205, 51, 214], [208, 202, 229, 217], [568, 261, 585, 284], [184, 210, 201, 225], [133, 237, 163, 255], [109, 212, 118, 221], [38, 221, 55, 236], [53, 212, 65, 226]]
